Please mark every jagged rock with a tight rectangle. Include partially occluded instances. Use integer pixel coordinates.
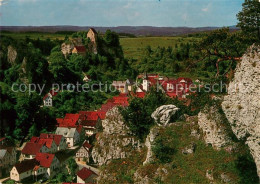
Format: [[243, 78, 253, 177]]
[[198, 105, 233, 150], [151, 105, 179, 126], [7, 45, 17, 64], [182, 143, 196, 154], [222, 44, 260, 178], [92, 107, 141, 166], [102, 107, 130, 135], [61, 42, 74, 56], [143, 127, 159, 165]]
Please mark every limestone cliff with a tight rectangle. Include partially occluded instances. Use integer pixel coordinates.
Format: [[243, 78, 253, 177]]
[[222, 44, 260, 178], [7, 45, 17, 65], [92, 107, 141, 166], [198, 105, 233, 150]]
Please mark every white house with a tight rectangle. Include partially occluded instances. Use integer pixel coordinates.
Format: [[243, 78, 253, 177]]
[[55, 127, 80, 147], [43, 89, 59, 107], [75, 141, 92, 163], [10, 159, 38, 182], [0, 146, 16, 176], [10, 153, 60, 182]]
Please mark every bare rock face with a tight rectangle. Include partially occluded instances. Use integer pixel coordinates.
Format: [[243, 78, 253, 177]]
[[7, 45, 17, 64], [198, 105, 233, 150], [151, 105, 179, 126], [222, 44, 260, 178], [143, 127, 159, 165], [92, 107, 141, 166], [61, 42, 74, 56]]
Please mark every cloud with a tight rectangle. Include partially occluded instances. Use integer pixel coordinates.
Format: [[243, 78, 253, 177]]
[[0, 0, 8, 6]]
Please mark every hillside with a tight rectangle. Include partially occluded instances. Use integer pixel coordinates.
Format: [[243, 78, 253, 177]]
[[0, 26, 239, 36]]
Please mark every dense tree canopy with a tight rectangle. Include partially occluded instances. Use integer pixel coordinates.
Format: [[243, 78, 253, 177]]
[[237, 0, 260, 40]]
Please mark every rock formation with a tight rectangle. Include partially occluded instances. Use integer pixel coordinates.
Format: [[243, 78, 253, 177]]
[[222, 44, 260, 178], [92, 107, 141, 166], [198, 105, 233, 150], [143, 105, 179, 165], [61, 42, 74, 57], [151, 105, 179, 126], [143, 127, 159, 165], [7, 45, 17, 64]]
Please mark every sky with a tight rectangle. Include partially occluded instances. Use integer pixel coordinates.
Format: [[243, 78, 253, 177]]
[[0, 0, 244, 27]]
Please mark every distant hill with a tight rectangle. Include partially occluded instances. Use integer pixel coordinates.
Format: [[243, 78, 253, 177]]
[[0, 26, 239, 36]]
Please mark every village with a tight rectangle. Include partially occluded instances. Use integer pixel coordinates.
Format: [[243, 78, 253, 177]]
[[0, 56, 194, 184]]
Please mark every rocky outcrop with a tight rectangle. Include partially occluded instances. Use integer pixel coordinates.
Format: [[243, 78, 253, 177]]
[[198, 105, 233, 150], [7, 45, 17, 64], [61, 42, 74, 56], [143, 105, 179, 165], [92, 107, 141, 166], [222, 44, 260, 178], [143, 127, 159, 165], [151, 105, 179, 126]]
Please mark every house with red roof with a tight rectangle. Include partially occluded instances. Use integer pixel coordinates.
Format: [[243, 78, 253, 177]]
[[72, 45, 87, 56], [10, 158, 39, 182], [35, 153, 60, 178], [76, 141, 92, 163], [10, 153, 60, 182], [30, 136, 58, 153], [43, 89, 59, 107], [55, 127, 80, 147], [39, 133, 67, 151], [0, 142, 16, 177], [79, 111, 102, 136], [77, 167, 97, 184], [57, 113, 85, 128], [21, 142, 49, 160]]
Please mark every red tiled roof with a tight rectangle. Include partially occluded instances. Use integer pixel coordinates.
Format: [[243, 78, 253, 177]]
[[96, 111, 106, 120], [134, 92, 146, 98], [43, 89, 59, 100], [35, 153, 55, 168], [166, 92, 177, 98], [39, 133, 63, 146], [74, 46, 86, 53], [82, 120, 97, 127], [79, 111, 99, 121], [77, 167, 97, 181], [83, 141, 92, 150], [21, 142, 44, 155], [14, 159, 39, 174], [30, 137, 54, 149]]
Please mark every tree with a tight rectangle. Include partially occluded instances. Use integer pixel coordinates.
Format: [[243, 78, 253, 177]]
[[237, 0, 260, 40], [197, 28, 249, 77]]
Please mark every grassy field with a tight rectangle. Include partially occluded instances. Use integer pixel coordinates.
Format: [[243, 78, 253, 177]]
[[120, 36, 200, 59], [1, 31, 199, 60]]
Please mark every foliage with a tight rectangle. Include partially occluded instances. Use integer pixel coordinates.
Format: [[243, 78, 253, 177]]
[[152, 136, 175, 164], [237, 0, 260, 40], [121, 87, 172, 140]]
